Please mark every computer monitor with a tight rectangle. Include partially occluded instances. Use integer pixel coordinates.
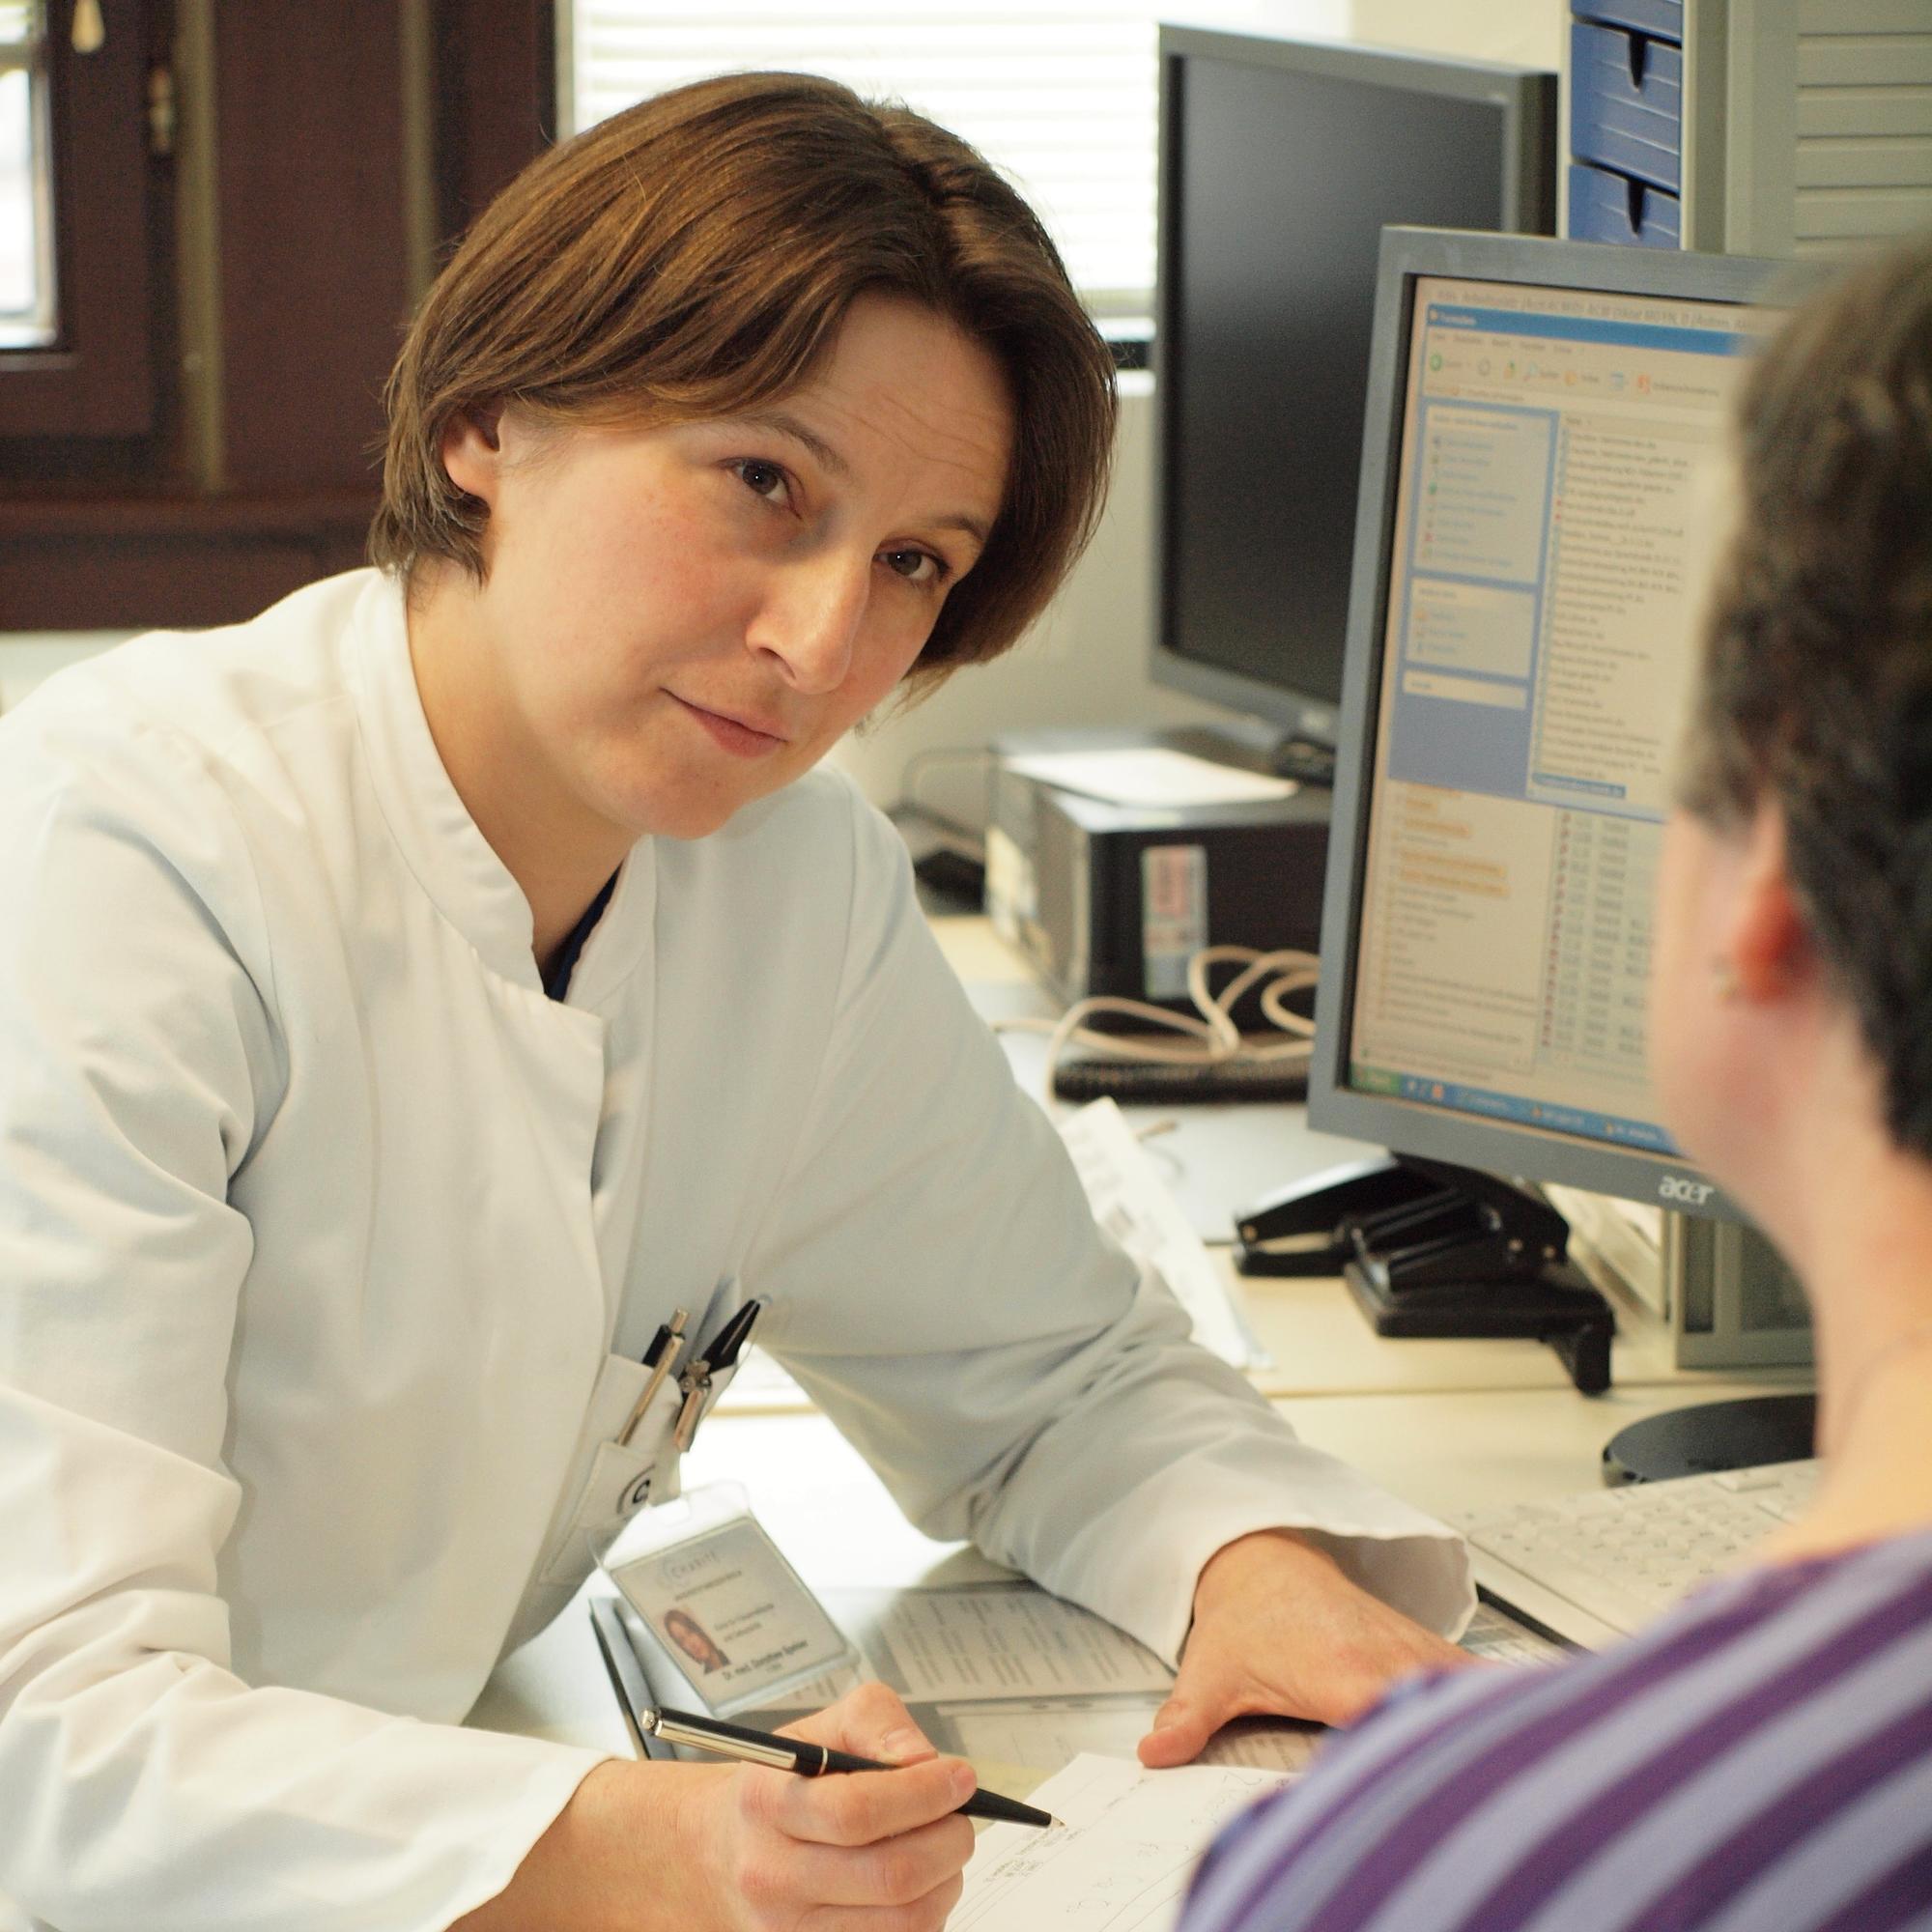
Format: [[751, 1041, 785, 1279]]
[[1151, 29, 1555, 777], [1299, 228, 1814, 1471]]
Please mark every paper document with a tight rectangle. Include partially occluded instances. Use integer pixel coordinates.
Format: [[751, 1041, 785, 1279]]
[[1060, 1099, 1267, 1369], [1460, 1597, 1567, 1665], [761, 1581, 1171, 1713], [753, 1583, 1322, 1781], [1002, 747, 1297, 809], [941, 1702, 1321, 1779], [954, 1753, 1289, 1931], [839, 1580, 1174, 1701]]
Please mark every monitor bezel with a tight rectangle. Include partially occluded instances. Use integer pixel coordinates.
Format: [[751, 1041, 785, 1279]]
[[1306, 227, 1809, 1223], [1149, 27, 1558, 750]]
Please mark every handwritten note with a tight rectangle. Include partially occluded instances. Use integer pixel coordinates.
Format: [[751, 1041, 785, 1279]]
[[953, 1753, 1289, 1932]]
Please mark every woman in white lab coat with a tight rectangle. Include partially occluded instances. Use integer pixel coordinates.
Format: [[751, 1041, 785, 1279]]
[[0, 72, 1469, 1932]]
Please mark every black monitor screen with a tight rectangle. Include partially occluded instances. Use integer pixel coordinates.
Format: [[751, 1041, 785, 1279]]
[[1157, 40, 1552, 746]]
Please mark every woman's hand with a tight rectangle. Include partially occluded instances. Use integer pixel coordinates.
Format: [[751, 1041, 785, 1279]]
[[1137, 1528, 1474, 1765], [455, 1680, 978, 1932], [677, 1681, 979, 1931]]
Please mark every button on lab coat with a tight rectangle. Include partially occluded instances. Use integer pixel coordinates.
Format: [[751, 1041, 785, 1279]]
[[0, 570, 1469, 1930]]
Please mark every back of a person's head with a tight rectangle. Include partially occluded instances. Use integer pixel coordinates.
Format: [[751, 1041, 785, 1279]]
[[372, 71, 1117, 695], [1679, 232, 1932, 1156]]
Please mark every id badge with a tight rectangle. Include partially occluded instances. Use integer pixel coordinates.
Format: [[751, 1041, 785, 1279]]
[[595, 1482, 858, 1718]]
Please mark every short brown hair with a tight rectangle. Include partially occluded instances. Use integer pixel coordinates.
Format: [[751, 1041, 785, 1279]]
[[1678, 233, 1932, 1155], [371, 71, 1117, 693]]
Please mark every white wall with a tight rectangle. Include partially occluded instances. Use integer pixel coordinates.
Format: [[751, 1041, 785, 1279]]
[[0, 635, 128, 714], [1347, 0, 1562, 69]]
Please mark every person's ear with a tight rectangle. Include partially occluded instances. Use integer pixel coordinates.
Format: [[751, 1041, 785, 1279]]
[[1727, 800, 1814, 1003], [440, 401, 506, 505]]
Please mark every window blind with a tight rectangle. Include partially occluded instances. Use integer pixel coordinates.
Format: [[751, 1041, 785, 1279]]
[[565, 3, 1161, 318], [0, 0, 50, 345]]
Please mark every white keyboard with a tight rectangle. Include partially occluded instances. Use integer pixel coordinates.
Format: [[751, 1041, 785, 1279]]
[[1455, 1460, 1821, 1643]]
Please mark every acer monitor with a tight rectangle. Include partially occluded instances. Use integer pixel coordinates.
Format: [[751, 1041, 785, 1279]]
[[1296, 227, 1817, 1474], [1151, 28, 1555, 780]]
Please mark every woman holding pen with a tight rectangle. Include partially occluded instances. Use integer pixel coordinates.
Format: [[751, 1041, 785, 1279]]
[[0, 71, 1470, 1932]]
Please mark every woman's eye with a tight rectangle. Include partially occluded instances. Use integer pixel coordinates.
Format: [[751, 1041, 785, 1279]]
[[731, 459, 791, 507], [881, 548, 945, 586]]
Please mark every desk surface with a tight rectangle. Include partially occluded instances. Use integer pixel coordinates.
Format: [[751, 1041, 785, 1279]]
[[471, 1376, 1788, 1756]]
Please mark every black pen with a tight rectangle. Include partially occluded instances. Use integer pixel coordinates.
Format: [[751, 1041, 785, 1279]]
[[589, 1598, 1059, 1830], [642, 1705, 1063, 1831]]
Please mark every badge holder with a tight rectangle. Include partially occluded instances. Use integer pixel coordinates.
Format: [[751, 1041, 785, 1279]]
[[594, 1480, 859, 1721]]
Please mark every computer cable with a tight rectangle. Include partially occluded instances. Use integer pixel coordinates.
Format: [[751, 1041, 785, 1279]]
[[993, 943, 1320, 1108]]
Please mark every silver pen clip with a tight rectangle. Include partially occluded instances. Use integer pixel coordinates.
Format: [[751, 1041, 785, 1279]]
[[672, 1364, 712, 1453]]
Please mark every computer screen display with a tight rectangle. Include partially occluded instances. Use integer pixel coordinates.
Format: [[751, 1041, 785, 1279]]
[[1151, 30, 1554, 754], [1310, 231, 1798, 1217]]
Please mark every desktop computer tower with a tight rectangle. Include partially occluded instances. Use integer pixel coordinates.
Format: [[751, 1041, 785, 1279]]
[[984, 740, 1331, 1024]]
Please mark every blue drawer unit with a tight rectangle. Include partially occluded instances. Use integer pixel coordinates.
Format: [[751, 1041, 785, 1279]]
[[1571, 20, 1683, 193], [1571, 0, 1683, 40], [1569, 160, 1681, 247]]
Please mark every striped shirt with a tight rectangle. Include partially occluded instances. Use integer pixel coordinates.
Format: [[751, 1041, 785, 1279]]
[[1179, 1528, 1932, 1932]]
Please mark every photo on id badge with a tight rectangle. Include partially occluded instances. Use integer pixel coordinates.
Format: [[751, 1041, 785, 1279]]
[[601, 1485, 857, 1715]]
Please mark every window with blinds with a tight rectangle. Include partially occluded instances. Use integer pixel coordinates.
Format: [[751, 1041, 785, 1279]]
[[563, 3, 1161, 320], [0, 0, 53, 349]]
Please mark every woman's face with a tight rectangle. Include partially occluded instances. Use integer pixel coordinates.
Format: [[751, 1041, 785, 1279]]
[[668, 1616, 717, 1665], [438, 294, 1012, 844]]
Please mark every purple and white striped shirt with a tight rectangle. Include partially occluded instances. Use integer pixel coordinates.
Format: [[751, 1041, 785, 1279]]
[[1179, 1528, 1932, 1932]]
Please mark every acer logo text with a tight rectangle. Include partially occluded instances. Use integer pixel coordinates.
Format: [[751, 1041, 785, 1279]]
[[1659, 1176, 1715, 1206]]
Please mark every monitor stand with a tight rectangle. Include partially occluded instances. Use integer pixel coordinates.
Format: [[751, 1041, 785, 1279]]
[[1235, 1152, 1615, 1395], [1600, 1393, 1817, 1486]]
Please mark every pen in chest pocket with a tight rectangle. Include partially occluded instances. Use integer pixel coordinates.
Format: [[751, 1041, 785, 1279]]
[[618, 1307, 689, 1448]]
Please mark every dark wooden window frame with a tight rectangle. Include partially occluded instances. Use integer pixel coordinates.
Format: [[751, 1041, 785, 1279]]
[[0, 0, 157, 438], [0, 1, 554, 633]]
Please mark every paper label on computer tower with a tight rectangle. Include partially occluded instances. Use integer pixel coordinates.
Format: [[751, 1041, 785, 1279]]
[[984, 824, 1034, 950], [1141, 843, 1207, 1000]]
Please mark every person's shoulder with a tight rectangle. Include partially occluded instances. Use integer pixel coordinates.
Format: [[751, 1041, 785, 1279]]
[[3, 568, 380, 775], [0, 570, 391, 957], [1181, 1530, 1932, 1932]]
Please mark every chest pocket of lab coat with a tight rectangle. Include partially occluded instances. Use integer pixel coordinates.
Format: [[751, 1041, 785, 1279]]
[[507, 1352, 685, 1651]]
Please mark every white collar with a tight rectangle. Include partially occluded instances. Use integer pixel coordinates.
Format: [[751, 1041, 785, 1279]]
[[343, 569, 656, 1007]]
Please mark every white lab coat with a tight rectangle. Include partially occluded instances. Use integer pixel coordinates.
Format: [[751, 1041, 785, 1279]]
[[0, 569, 1469, 1931]]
